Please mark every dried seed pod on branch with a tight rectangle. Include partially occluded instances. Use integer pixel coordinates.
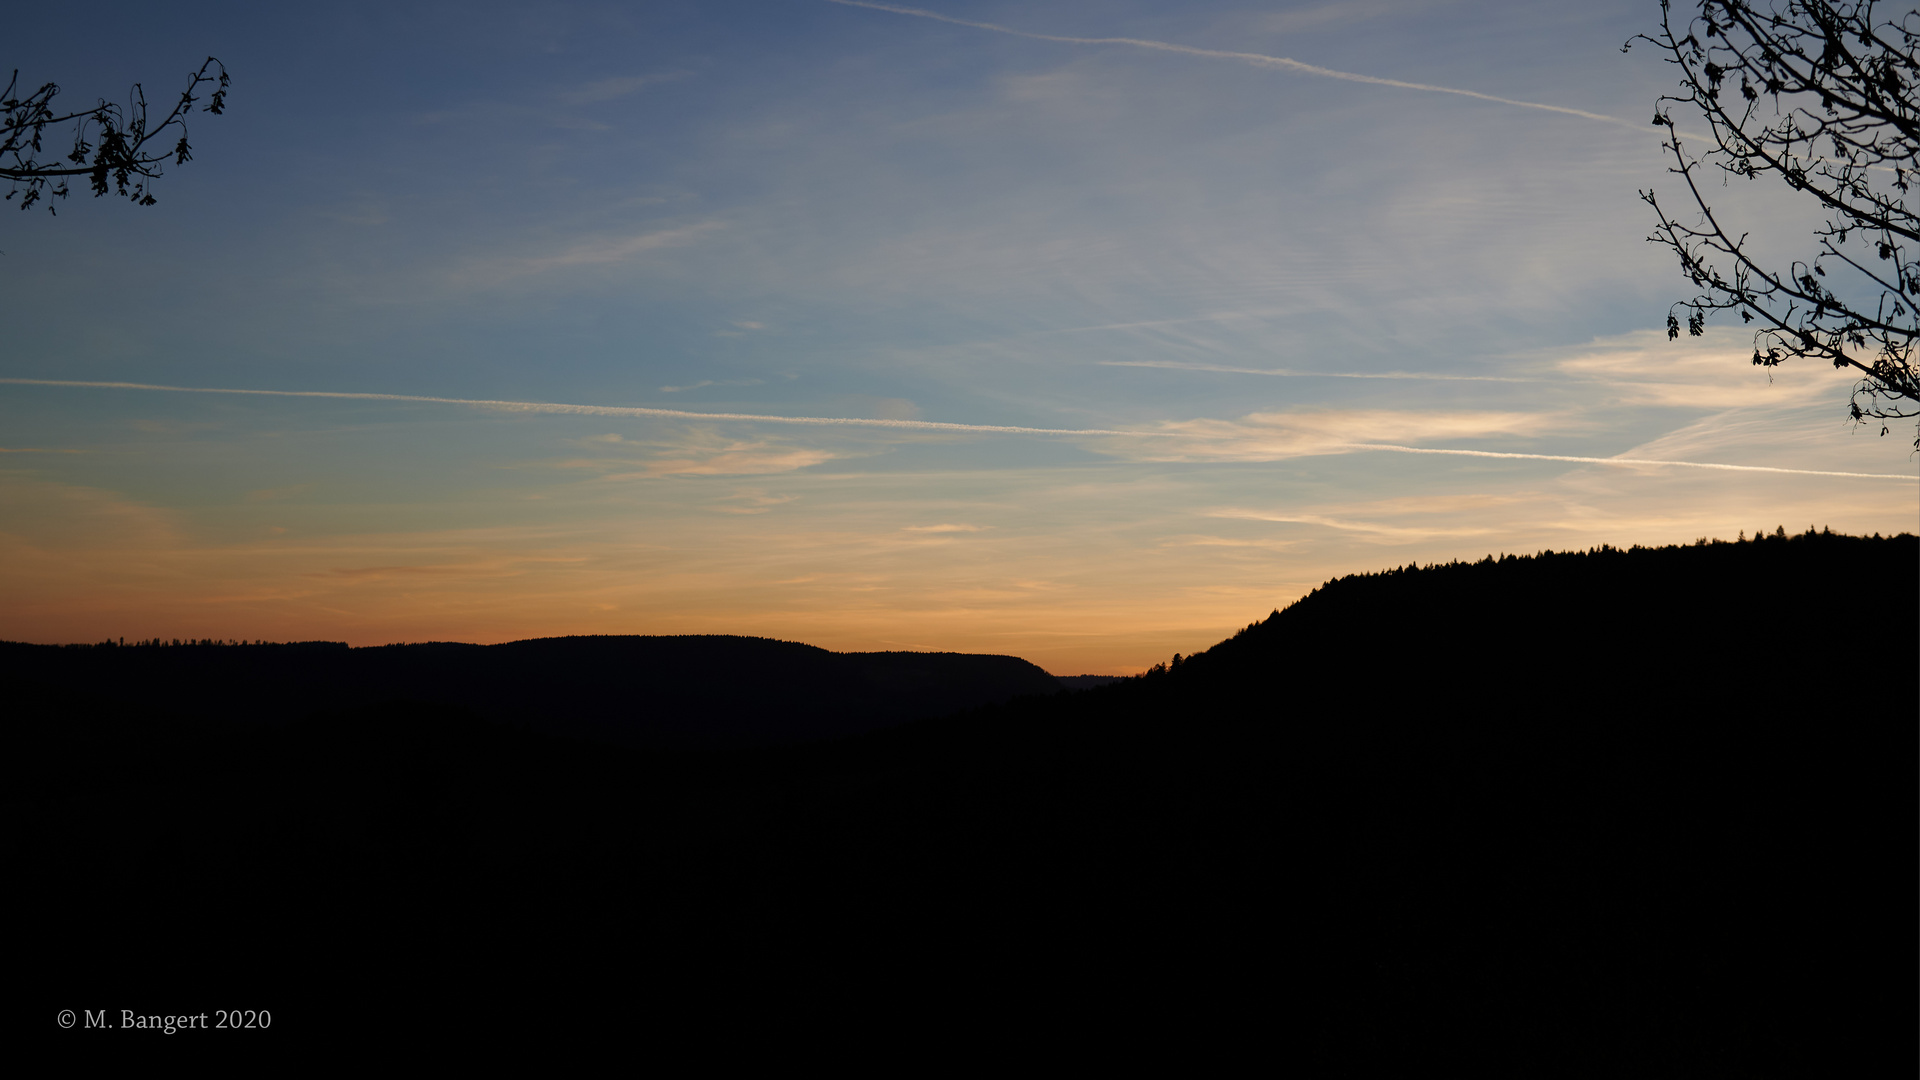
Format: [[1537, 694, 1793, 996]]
[[2, 57, 228, 215]]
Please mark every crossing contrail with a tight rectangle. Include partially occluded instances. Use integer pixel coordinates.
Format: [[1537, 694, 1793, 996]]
[[5, 377, 1911, 480], [1333, 442, 1914, 481], [0, 378, 1165, 438], [1100, 360, 1535, 383], [824, 0, 1646, 133]]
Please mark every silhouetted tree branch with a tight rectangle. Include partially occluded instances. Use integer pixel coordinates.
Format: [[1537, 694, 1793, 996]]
[[1628, 1, 1920, 447], [2, 57, 227, 215]]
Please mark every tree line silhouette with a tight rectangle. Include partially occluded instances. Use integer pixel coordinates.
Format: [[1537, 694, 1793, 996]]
[[19, 529, 1916, 1070]]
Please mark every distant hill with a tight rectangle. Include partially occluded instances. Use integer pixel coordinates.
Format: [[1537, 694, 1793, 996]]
[[1119, 525, 1917, 722], [2, 634, 1064, 746], [20, 529, 1916, 1066], [1053, 673, 1124, 690]]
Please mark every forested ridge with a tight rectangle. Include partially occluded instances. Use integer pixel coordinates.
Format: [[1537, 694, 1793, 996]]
[[18, 529, 1915, 1070], [2, 634, 1063, 746]]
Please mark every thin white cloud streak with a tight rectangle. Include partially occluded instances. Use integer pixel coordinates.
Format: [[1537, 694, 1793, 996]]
[[0, 379, 1163, 438], [561, 71, 689, 104], [6, 378, 1909, 480], [659, 378, 765, 393], [826, 0, 1645, 132], [1208, 509, 1494, 539], [1334, 443, 1915, 481], [1041, 312, 1285, 334], [523, 222, 723, 270], [1101, 360, 1534, 383]]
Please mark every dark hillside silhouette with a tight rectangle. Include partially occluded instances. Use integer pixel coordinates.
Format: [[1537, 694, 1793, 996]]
[[21, 529, 1916, 1069], [1, 634, 1062, 746], [1052, 673, 1124, 690]]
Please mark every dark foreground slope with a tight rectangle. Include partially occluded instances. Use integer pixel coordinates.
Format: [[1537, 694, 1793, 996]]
[[2, 635, 1062, 745], [18, 531, 1917, 1069]]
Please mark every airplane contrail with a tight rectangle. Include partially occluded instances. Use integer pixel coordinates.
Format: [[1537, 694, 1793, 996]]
[[829, 2, 1894, 186], [0, 378, 1165, 438], [5, 377, 1910, 480], [824, 0, 1646, 133], [1334, 442, 1915, 481], [1101, 360, 1534, 383]]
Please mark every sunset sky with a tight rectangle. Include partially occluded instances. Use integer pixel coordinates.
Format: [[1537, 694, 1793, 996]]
[[5, 0, 1915, 674]]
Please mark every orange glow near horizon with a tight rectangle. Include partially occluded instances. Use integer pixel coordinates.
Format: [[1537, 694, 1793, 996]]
[[6, 365, 1911, 675]]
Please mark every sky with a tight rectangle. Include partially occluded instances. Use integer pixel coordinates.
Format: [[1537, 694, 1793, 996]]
[[3, 0, 1914, 674]]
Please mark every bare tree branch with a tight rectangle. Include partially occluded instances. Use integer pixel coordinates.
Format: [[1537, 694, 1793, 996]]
[[1627, 1, 1920, 448], [2, 57, 228, 215]]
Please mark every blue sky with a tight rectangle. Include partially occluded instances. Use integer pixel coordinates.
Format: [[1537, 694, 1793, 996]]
[[4, 1, 1913, 672]]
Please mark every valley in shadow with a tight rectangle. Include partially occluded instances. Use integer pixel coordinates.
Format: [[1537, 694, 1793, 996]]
[[17, 528, 1916, 1070]]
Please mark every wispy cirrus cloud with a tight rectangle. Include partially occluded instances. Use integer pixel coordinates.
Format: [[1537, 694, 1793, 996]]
[[660, 378, 766, 393], [603, 441, 838, 478], [1207, 508, 1497, 541], [11, 378, 1912, 480], [1328, 443, 1913, 481], [312, 564, 457, 579], [1120, 408, 1562, 463], [1100, 359, 1533, 383], [560, 71, 689, 104], [714, 489, 799, 514], [519, 221, 726, 272], [89, 376, 1754, 486], [1259, 0, 1441, 35], [0, 380, 1163, 438], [552, 429, 842, 479], [420, 221, 729, 292], [1553, 328, 1856, 410], [246, 484, 314, 502]]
